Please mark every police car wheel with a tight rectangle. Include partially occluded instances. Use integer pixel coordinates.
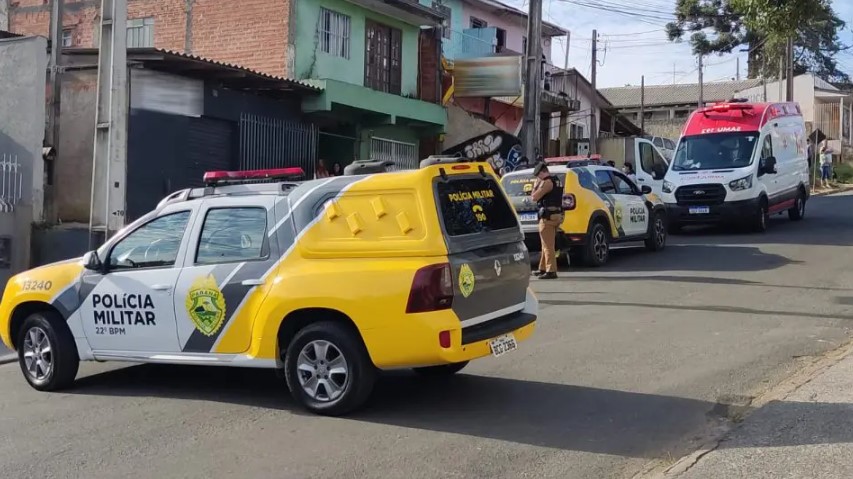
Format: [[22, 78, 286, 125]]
[[645, 213, 667, 252], [284, 321, 376, 416], [583, 222, 610, 267], [17, 311, 79, 391], [413, 361, 469, 376]]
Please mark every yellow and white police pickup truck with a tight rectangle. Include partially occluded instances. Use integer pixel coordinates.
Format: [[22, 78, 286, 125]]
[[0, 163, 537, 415]]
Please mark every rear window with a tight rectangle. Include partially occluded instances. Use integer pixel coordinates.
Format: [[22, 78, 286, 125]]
[[501, 173, 566, 196], [437, 177, 518, 236]]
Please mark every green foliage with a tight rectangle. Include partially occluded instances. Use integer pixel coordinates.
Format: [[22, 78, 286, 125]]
[[835, 163, 853, 184], [666, 0, 849, 82]]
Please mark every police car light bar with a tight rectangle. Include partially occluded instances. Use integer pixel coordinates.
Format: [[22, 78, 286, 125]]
[[203, 167, 305, 186]]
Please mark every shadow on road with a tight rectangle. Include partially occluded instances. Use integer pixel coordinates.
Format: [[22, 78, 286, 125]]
[[66, 364, 721, 458], [670, 194, 853, 247], [63, 364, 853, 460], [567, 244, 798, 274], [537, 298, 853, 321]]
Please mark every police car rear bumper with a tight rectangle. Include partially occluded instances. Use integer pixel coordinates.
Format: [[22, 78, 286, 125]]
[[665, 198, 762, 224]]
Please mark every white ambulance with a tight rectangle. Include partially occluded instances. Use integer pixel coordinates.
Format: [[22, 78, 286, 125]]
[[662, 100, 809, 232]]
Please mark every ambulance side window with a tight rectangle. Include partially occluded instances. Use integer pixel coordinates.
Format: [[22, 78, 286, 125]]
[[108, 211, 191, 270], [196, 208, 269, 265], [761, 136, 773, 159]]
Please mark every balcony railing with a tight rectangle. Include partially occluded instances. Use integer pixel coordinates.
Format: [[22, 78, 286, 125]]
[[443, 29, 496, 60]]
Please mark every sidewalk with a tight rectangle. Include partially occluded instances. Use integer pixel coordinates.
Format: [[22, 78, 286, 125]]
[[667, 349, 853, 479]]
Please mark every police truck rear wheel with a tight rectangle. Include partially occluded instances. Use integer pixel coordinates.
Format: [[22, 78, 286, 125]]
[[17, 311, 79, 391], [413, 361, 469, 376], [583, 222, 610, 267], [284, 321, 376, 416]]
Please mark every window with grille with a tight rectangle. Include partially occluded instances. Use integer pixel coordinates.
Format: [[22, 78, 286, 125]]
[[127, 17, 154, 48], [61, 29, 73, 47], [319, 8, 351, 59], [364, 21, 402, 95]]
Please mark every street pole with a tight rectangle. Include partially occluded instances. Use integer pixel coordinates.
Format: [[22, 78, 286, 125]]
[[522, 0, 543, 162], [778, 50, 784, 101], [563, 31, 570, 70], [46, 0, 64, 153], [90, 0, 128, 247], [590, 29, 597, 154], [698, 54, 704, 108], [786, 36, 794, 102], [736, 56, 740, 81], [640, 75, 645, 136]]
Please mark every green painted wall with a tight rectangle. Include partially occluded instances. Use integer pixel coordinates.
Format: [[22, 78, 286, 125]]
[[294, 0, 420, 97]]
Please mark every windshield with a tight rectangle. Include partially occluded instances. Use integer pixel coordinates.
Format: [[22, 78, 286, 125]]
[[672, 132, 760, 171], [501, 173, 566, 196]]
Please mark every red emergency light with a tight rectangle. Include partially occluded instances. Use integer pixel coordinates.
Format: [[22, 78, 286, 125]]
[[704, 103, 753, 114], [203, 167, 306, 186], [545, 154, 602, 165]]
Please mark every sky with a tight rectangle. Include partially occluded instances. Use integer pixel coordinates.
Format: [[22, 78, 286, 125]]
[[502, 0, 853, 89]]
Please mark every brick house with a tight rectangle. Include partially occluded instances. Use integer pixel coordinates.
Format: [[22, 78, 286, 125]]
[[8, 0, 447, 168]]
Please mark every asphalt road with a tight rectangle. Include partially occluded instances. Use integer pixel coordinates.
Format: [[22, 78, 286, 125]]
[[2, 192, 853, 479]]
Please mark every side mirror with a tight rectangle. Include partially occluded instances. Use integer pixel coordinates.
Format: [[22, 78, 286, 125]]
[[641, 185, 653, 194], [82, 251, 103, 272], [761, 156, 777, 175]]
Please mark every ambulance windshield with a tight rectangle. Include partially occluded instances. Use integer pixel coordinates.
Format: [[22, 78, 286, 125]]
[[672, 132, 760, 171]]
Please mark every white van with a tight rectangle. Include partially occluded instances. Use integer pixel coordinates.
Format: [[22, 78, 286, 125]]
[[598, 137, 670, 196], [662, 101, 810, 232]]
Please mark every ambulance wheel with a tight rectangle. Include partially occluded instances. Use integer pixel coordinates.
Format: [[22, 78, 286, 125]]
[[645, 212, 667, 251], [582, 222, 610, 267], [788, 190, 806, 221], [17, 310, 79, 392], [413, 361, 469, 376], [752, 200, 769, 233], [284, 321, 376, 416]]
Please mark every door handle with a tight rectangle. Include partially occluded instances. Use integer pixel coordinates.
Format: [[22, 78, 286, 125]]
[[241, 279, 264, 286], [638, 178, 645, 182], [151, 284, 172, 291]]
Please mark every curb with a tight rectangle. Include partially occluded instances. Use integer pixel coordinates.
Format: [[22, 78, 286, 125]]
[[0, 353, 16, 365], [812, 185, 853, 197]]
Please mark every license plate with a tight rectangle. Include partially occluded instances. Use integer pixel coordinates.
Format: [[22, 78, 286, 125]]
[[520, 212, 537, 221], [689, 206, 710, 214], [489, 334, 518, 357]]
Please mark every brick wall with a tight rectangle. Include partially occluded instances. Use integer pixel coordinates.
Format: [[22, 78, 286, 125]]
[[8, 0, 288, 76]]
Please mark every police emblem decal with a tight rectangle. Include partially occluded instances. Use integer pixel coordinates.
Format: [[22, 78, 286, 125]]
[[186, 275, 227, 336], [459, 264, 476, 298]]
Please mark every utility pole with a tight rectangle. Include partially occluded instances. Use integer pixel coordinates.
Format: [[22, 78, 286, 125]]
[[778, 50, 784, 101], [736, 56, 740, 81], [521, 0, 543, 162], [90, 0, 128, 247], [590, 29, 597, 154], [786, 37, 794, 101], [563, 31, 570, 70], [640, 75, 645, 136], [46, 0, 64, 158], [698, 54, 704, 108]]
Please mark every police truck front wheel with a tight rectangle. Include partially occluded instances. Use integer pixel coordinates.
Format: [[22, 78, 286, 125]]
[[284, 321, 376, 416], [17, 310, 79, 391]]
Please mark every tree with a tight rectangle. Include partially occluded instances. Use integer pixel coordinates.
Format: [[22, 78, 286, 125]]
[[666, 0, 849, 82]]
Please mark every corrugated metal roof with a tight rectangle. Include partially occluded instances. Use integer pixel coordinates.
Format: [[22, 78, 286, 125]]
[[151, 49, 322, 91], [600, 79, 763, 108]]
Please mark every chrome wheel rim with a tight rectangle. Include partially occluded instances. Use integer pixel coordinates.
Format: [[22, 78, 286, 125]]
[[654, 218, 666, 246], [593, 228, 608, 262], [296, 340, 349, 402], [22, 327, 52, 381]]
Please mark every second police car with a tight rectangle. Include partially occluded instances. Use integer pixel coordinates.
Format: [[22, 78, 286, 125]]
[[501, 159, 668, 267], [0, 161, 537, 416]]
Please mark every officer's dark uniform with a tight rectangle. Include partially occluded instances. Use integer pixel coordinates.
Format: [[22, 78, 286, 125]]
[[531, 164, 564, 278]]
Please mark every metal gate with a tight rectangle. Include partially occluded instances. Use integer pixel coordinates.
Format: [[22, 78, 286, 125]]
[[0, 154, 22, 280], [369, 137, 418, 170], [239, 113, 318, 177]]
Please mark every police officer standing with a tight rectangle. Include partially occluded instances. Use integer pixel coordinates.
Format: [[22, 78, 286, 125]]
[[531, 163, 563, 279]]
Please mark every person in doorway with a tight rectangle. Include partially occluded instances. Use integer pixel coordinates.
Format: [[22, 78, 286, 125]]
[[820, 140, 833, 188], [623, 162, 638, 184], [332, 162, 342, 176], [531, 163, 564, 280], [315, 159, 330, 179]]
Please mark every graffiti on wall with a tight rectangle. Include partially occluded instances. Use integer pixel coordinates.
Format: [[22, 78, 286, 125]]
[[442, 130, 526, 176]]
